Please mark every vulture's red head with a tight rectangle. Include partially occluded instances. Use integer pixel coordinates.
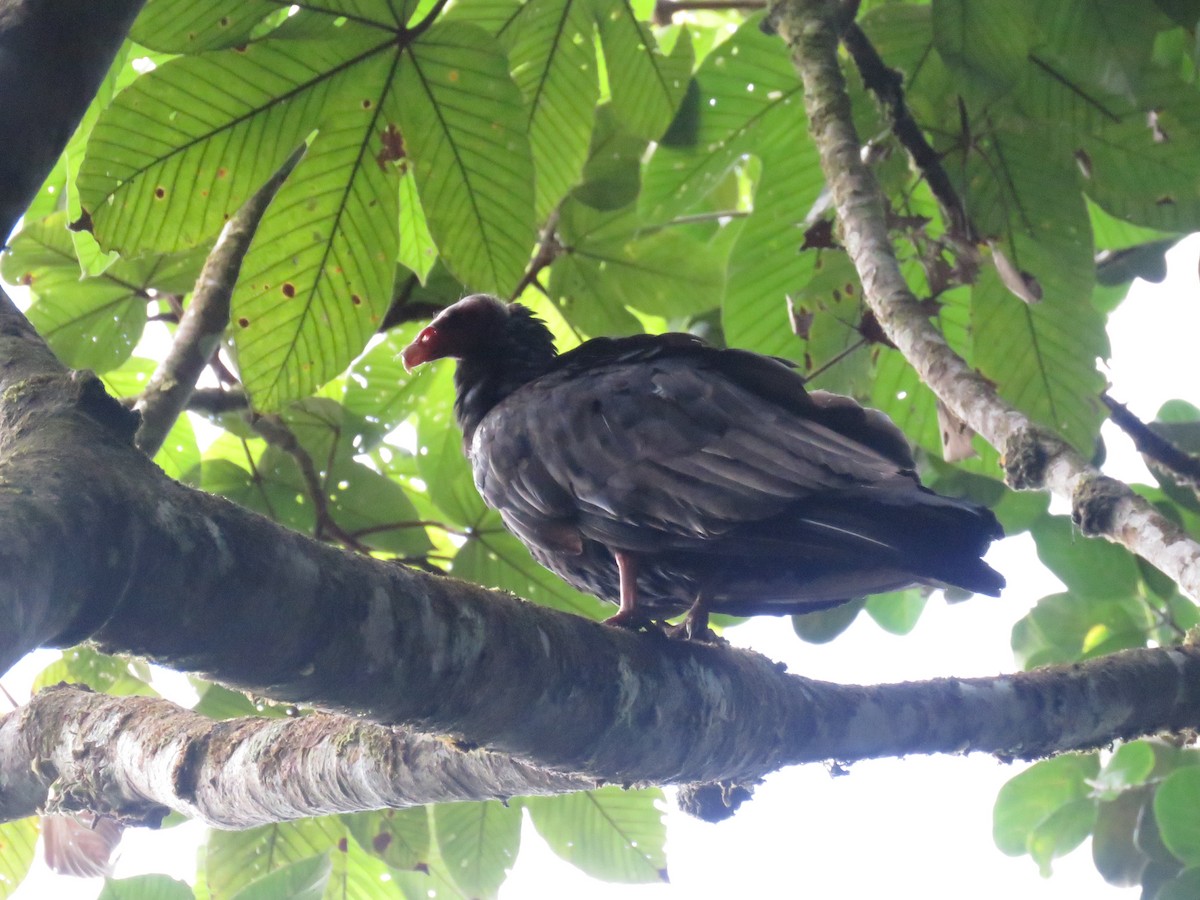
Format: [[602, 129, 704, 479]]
[[400, 294, 510, 371]]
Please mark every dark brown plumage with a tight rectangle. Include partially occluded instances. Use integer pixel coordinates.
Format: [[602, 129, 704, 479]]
[[402, 295, 1004, 636]]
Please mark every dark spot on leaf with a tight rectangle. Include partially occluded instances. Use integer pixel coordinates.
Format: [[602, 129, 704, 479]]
[[362, 98, 372, 109], [69, 210, 94, 233], [233, 43, 248, 53], [19, 273, 33, 286], [372, 832, 392, 853], [217, 168, 228, 179], [1156, 196, 1176, 206], [200, 189, 208, 197], [155, 187, 166, 199], [337, 837, 348, 853], [219, 16, 231, 26], [844, 283, 855, 296], [414, 862, 430, 874], [282, 283, 296, 298], [831, 288, 841, 302], [376, 124, 406, 172], [351, 294, 362, 306], [800, 219, 837, 251], [237, 317, 250, 328], [857, 310, 895, 348]]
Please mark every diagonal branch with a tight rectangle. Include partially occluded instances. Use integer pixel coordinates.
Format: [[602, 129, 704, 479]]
[[1103, 392, 1200, 494], [134, 147, 305, 457], [0, 685, 591, 827], [0, 0, 146, 244], [7, 284, 1200, 796], [768, 0, 1200, 601]]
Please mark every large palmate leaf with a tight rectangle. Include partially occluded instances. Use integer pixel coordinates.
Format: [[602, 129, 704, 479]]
[[972, 269, 1107, 455], [549, 200, 726, 336], [525, 788, 668, 883], [393, 22, 536, 295], [0, 214, 208, 372], [433, 801, 521, 898], [597, 2, 693, 142], [130, 0, 282, 52], [501, 0, 601, 220], [77, 33, 388, 254], [231, 53, 400, 407], [642, 15, 808, 222]]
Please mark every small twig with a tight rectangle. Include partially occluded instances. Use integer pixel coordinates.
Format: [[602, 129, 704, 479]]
[[134, 145, 305, 457], [186, 388, 249, 415], [249, 413, 372, 554], [840, 23, 977, 244], [351, 520, 472, 540], [510, 208, 563, 302], [1102, 393, 1200, 491]]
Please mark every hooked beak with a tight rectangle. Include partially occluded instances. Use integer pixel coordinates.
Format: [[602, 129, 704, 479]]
[[400, 326, 436, 372]]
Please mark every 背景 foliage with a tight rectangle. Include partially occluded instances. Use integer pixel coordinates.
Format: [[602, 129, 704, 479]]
[[5, 0, 1200, 896]]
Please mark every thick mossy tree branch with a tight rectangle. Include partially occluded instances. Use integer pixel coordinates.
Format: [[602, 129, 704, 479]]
[[0, 0, 146, 243], [0, 685, 592, 827], [770, 0, 1200, 601], [134, 147, 304, 457], [7, 289, 1200, 791]]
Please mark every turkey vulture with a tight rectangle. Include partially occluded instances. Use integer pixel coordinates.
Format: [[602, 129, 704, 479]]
[[402, 295, 1004, 637]]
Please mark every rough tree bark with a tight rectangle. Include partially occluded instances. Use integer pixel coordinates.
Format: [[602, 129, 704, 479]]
[[4, 0, 1200, 834], [769, 0, 1200, 600]]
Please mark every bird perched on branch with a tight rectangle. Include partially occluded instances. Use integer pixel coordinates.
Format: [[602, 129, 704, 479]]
[[401, 294, 1004, 638]]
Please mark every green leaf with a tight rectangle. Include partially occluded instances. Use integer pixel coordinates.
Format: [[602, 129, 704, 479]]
[[1156, 766, 1200, 867], [453, 518, 612, 619], [32, 647, 154, 696], [598, 2, 692, 142], [1028, 798, 1097, 876], [791, 599, 866, 644], [131, 0, 282, 52], [503, 0, 601, 220], [205, 820, 342, 898], [972, 269, 1107, 456], [525, 788, 668, 883], [344, 808, 431, 873], [326, 831, 409, 900], [154, 413, 202, 485], [994, 753, 1100, 867], [100, 356, 158, 399], [396, 22, 536, 293], [1092, 787, 1154, 888], [0, 817, 38, 900], [410, 361, 489, 525], [232, 53, 401, 408], [342, 326, 427, 448], [1031, 515, 1141, 601], [931, 0, 1039, 92], [573, 104, 646, 212], [398, 169, 438, 283], [1, 213, 207, 373], [79, 36, 385, 254], [1092, 742, 1157, 800], [433, 801, 521, 898], [98, 874, 196, 900], [1011, 591, 1149, 669], [865, 588, 929, 636], [228, 856, 330, 900], [550, 202, 726, 335], [1081, 75, 1200, 231]]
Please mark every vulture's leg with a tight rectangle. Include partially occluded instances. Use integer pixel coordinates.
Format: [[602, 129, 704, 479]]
[[668, 593, 717, 642], [604, 551, 651, 629]]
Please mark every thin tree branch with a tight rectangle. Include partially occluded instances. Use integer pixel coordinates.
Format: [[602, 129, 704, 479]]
[[769, 0, 1200, 601], [134, 146, 305, 456], [0, 685, 592, 827], [840, 22, 977, 243], [0, 0, 146, 243], [186, 387, 250, 416], [1103, 393, 1200, 492], [248, 412, 372, 552]]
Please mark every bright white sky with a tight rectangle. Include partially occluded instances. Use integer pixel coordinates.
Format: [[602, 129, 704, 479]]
[[7, 236, 1199, 899]]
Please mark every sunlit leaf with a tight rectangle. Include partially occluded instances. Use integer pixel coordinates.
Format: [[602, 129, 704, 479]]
[[525, 788, 668, 883]]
